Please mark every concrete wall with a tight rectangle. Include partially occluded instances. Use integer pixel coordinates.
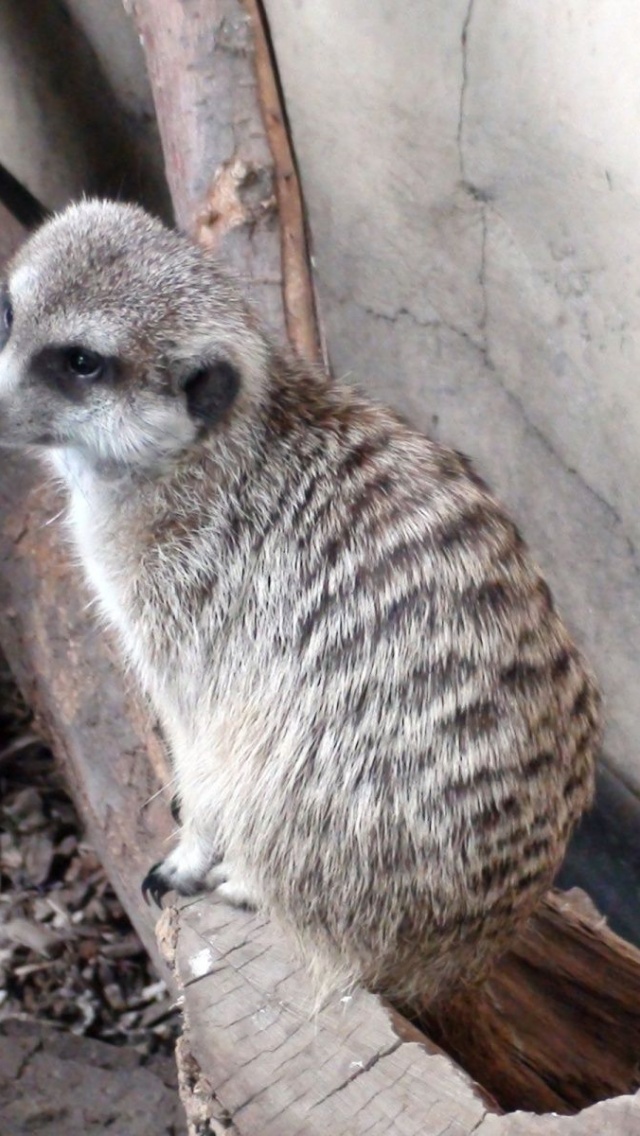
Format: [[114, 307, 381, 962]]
[[265, 0, 640, 791]]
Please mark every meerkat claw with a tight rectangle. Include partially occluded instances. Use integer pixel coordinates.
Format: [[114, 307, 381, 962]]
[[141, 862, 172, 907]]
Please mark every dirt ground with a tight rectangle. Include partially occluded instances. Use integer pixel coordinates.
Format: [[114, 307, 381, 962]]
[[0, 658, 187, 1135]]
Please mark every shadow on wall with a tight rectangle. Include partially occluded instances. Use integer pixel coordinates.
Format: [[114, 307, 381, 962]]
[[0, 0, 171, 219], [558, 762, 640, 948]]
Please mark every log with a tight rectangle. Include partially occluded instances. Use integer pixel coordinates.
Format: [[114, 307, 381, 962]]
[[1, 3, 640, 1131], [126, 0, 320, 361], [156, 887, 640, 1134], [421, 890, 640, 1115], [158, 899, 494, 1135]]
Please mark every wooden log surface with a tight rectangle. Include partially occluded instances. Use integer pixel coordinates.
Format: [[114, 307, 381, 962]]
[[0, 2, 639, 1131], [158, 888, 640, 1135], [159, 899, 494, 1135], [424, 890, 640, 1116]]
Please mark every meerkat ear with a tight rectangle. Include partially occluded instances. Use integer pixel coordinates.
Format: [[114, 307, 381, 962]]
[[181, 359, 241, 426]]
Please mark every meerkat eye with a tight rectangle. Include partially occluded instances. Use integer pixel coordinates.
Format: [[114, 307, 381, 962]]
[[0, 294, 12, 349], [64, 347, 105, 380]]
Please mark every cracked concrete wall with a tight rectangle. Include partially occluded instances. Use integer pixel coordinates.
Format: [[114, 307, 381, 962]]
[[265, 0, 640, 791]]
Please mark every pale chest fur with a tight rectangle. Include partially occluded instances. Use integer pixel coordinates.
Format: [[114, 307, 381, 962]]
[[58, 452, 291, 743]]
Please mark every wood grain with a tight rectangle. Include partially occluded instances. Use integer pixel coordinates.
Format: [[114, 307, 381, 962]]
[[161, 897, 493, 1136], [161, 890, 640, 1133], [422, 890, 640, 1115]]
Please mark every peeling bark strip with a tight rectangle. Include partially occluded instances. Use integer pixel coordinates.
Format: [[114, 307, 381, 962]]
[[242, 0, 321, 363], [195, 156, 276, 250], [129, 0, 320, 361]]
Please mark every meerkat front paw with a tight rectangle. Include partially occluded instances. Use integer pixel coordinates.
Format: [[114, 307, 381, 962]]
[[142, 829, 220, 907], [141, 854, 259, 911]]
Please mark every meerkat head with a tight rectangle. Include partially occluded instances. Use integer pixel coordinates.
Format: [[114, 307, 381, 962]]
[[0, 199, 269, 473]]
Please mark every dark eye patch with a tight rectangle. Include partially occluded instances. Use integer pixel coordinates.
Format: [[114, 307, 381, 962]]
[[0, 289, 12, 351], [30, 344, 121, 401]]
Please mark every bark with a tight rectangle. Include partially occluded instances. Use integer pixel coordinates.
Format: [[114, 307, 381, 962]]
[[422, 890, 640, 1115], [127, 0, 320, 361]]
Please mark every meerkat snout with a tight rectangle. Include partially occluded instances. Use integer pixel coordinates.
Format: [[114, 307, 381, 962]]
[[3, 199, 601, 1009]]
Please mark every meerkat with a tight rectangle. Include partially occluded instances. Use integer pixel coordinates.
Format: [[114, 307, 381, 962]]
[[0, 200, 600, 1007]]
